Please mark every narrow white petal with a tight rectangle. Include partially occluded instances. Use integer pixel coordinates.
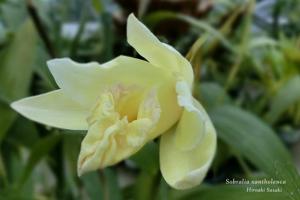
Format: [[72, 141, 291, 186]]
[[11, 90, 88, 130], [127, 14, 194, 85]]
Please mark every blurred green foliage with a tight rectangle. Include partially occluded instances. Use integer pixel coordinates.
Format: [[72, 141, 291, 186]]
[[0, 0, 300, 199]]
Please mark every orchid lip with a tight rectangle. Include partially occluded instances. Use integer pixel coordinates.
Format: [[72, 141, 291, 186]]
[[77, 83, 161, 175]]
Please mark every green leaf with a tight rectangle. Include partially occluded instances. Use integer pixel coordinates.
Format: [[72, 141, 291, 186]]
[[0, 151, 7, 186], [0, 102, 16, 142], [100, 12, 114, 61], [129, 143, 161, 200], [156, 178, 170, 200], [0, 1, 27, 31], [63, 134, 82, 198], [0, 19, 37, 102], [103, 168, 123, 200], [82, 168, 122, 200], [188, 17, 233, 47], [18, 133, 61, 188], [0, 186, 33, 200], [129, 141, 159, 175], [249, 37, 278, 50], [211, 139, 233, 174], [145, 11, 235, 52], [81, 172, 104, 200], [91, 0, 104, 12], [210, 105, 300, 199], [266, 75, 300, 124], [134, 171, 158, 200], [0, 19, 37, 143], [7, 117, 39, 148], [138, 0, 150, 18], [34, 46, 57, 91], [196, 82, 231, 111]]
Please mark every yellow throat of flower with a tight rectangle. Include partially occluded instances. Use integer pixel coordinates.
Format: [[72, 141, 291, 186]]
[[77, 84, 161, 175]]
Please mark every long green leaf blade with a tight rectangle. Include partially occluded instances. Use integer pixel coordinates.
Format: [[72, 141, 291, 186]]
[[210, 105, 300, 199], [0, 20, 37, 142]]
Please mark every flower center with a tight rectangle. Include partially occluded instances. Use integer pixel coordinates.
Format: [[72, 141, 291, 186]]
[[77, 84, 161, 175]]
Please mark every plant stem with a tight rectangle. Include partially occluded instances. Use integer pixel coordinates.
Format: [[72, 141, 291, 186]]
[[70, 2, 88, 58], [25, 0, 56, 58]]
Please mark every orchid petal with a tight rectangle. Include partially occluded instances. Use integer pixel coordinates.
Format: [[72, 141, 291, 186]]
[[159, 81, 216, 189], [78, 88, 162, 175], [48, 56, 171, 106], [127, 14, 193, 85], [11, 90, 88, 130], [48, 56, 181, 136]]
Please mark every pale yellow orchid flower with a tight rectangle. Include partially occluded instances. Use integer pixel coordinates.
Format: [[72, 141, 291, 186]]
[[11, 14, 216, 190]]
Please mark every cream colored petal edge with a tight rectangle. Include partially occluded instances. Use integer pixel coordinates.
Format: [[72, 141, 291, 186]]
[[127, 14, 194, 85], [160, 81, 216, 189], [159, 98, 216, 190], [47, 56, 171, 107], [174, 81, 207, 150], [11, 90, 88, 130], [47, 58, 101, 106]]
